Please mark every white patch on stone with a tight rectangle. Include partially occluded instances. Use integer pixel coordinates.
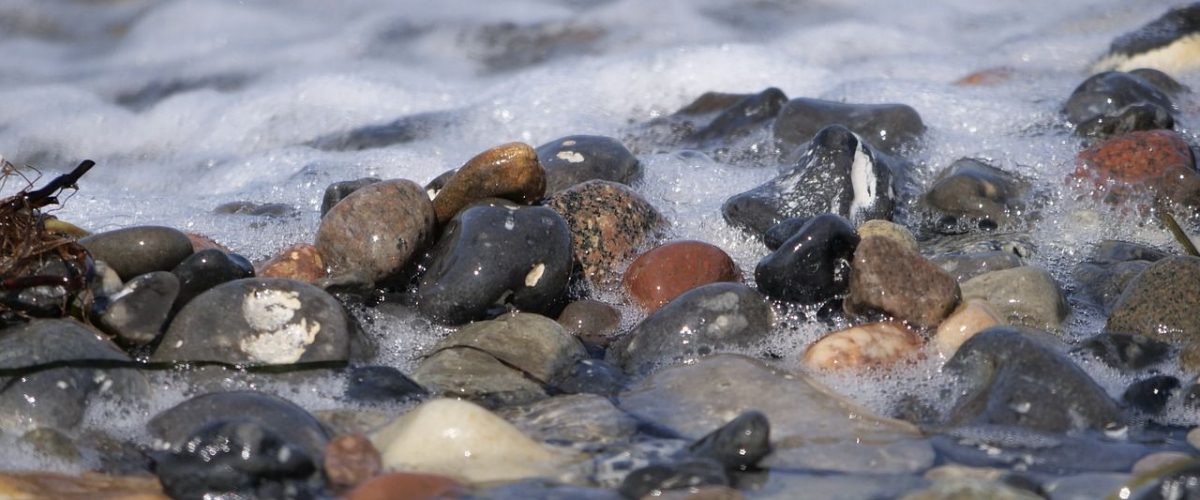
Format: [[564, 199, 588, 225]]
[[525, 263, 545, 287], [562, 139, 577, 146], [556, 151, 585, 163], [848, 137, 876, 221], [239, 289, 322, 364], [1093, 33, 1200, 74]]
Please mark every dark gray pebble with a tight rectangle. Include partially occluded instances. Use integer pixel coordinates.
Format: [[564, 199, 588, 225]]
[[536, 135, 642, 193], [80, 225, 194, 280], [755, 213, 859, 304], [99, 271, 179, 346]]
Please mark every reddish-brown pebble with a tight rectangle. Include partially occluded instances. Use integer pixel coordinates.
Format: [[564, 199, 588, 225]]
[[0, 471, 167, 499], [845, 236, 961, 329], [623, 240, 739, 312], [324, 434, 383, 490], [344, 472, 466, 500], [545, 180, 666, 285], [432, 143, 545, 225], [954, 67, 1013, 86], [1073, 130, 1200, 206], [557, 299, 622, 349], [185, 232, 230, 253], [258, 243, 327, 283]]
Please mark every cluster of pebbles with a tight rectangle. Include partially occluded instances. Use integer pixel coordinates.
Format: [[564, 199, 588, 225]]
[[11, 3, 1200, 500]]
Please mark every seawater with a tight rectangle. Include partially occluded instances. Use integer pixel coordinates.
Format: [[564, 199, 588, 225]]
[[0, 0, 1198, 481]]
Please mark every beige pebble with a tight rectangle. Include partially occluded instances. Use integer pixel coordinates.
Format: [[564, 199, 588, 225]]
[[1188, 427, 1200, 450], [1132, 451, 1195, 474], [933, 299, 1002, 358], [857, 219, 918, 253], [803, 322, 922, 371]]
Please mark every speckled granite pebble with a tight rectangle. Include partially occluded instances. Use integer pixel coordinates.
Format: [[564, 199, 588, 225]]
[[545, 180, 666, 285]]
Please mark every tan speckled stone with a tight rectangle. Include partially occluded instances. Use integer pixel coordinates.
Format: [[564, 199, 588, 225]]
[[934, 299, 1003, 358], [803, 322, 922, 371], [325, 434, 383, 490], [0, 471, 167, 499], [845, 236, 960, 328], [545, 180, 666, 285], [857, 219, 918, 253]]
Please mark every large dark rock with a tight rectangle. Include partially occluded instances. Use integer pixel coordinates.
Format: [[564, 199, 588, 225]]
[[723, 125, 901, 237], [1064, 71, 1177, 137], [612, 282, 773, 375], [536, 135, 642, 193], [686, 411, 771, 471], [755, 213, 859, 304], [1106, 256, 1200, 344], [943, 326, 1124, 433], [79, 225, 194, 281], [773, 98, 925, 155], [152, 278, 352, 365], [415, 203, 573, 325], [344, 366, 427, 404]]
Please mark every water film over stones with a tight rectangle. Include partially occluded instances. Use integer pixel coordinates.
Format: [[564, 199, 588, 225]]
[[722, 125, 900, 237], [415, 203, 573, 326]]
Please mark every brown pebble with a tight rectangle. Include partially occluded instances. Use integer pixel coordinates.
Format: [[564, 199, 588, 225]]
[[343, 472, 466, 500], [803, 322, 922, 371], [324, 434, 383, 490], [257, 243, 327, 283], [315, 179, 436, 285], [1131, 451, 1195, 474], [954, 67, 1014, 86], [557, 299, 622, 349], [623, 240, 739, 313], [545, 180, 666, 285], [432, 142, 545, 225], [0, 471, 167, 499], [845, 236, 960, 329], [933, 299, 1002, 358], [185, 232, 230, 253]]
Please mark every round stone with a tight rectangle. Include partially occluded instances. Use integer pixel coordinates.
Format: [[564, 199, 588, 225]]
[[557, 299, 622, 350], [432, 142, 546, 224], [623, 240, 739, 312], [803, 322, 922, 371], [171, 248, 255, 311], [315, 179, 436, 286], [545, 180, 666, 285], [857, 220, 917, 253], [536, 135, 642, 193], [1072, 129, 1200, 207], [324, 434, 382, 490], [79, 225, 194, 280]]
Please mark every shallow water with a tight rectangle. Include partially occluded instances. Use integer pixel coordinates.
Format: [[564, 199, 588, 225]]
[[2, 0, 1200, 493]]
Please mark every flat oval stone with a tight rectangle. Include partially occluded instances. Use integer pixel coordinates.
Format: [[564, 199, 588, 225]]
[[545, 180, 666, 285], [623, 240, 739, 312], [152, 277, 351, 365], [613, 282, 773, 375], [755, 213, 859, 304], [925, 158, 1029, 226], [433, 142, 546, 224], [315, 179, 436, 286], [960, 266, 1068, 332], [557, 299, 622, 350], [845, 236, 960, 329], [536, 135, 642, 193], [171, 248, 254, 311], [80, 225, 194, 280], [256, 243, 326, 283], [723, 125, 900, 236], [416, 203, 573, 325], [933, 299, 1002, 358], [773, 98, 925, 155], [802, 322, 922, 371], [1107, 256, 1200, 344]]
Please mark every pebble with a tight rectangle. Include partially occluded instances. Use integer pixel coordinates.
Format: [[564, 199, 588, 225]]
[[857, 219, 917, 253], [925, 158, 1029, 226], [536, 135, 642, 193], [1073, 240, 1167, 314], [1106, 256, 1200, 343], [755, 214, 859, 304], [960, 266, 1068, 332], [152, 277, 351, 365], [773, 98, 925, 155], [557, 299, 622, 350], [0, 471, 167, 499], [1092, 3, 1200, 74], [416, 203, 573, 325], [933, 300, 1002, 358], [1078, 332, 1172, 372], [370, 398, 574, 483], [315, 178, 436, 286], [762, 216, 809, 251], [845, 236, 960, 329], [413, 312, 586, 406], [612, 282, 773, 375], [686, 410, 772, 471], [432, 142, 546, 224], [545, 180, 666, 284], [499, 394, 639, 451], [1122, 375, 1180, 414], [257, 243, 326, 283], [553, 358, 627, 397], [213, 200, 298, 218], [723, 125, 900, 237], [1131, 451, 1195, 475], [619, 459, 729, 499], [803, 322, 922, 371], [687, 87, 788, 146], [321, 177, 381, 216], [324, 434, 383, 490], [1072, 129, 1199, 207], [943, 326, 1124, 433], [344, 365, 428, 403], [170, 248, 254, 311], [623, 240, 739, 312], [185, 232, 230, 253], [931, 251, 1023, 283], [1063, 71, 1176, 138], [343, 472, 466, 500], [79, 225, 194, 280], [98, 270, 179, 345], [619, 354, 933, 474]]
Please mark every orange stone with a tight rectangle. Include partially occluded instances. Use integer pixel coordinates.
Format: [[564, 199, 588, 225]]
[[257, 243, 327, 283], [325, 434, 383, 490], [185, 232, 231, 253], [954, 67, 1014, 86], [343, 472, 466, 500], [622, 240, 740, 312], [1072, 130, 1200, 206], [432, 143, 546, 225]]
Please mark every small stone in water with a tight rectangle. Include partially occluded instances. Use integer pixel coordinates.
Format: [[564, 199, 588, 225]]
[[624, 240, 740, 312], [933, 299, 1002, 358], [1077, 333, 1172, 371], [536, 135, 642, 193], [687, 410, 771, 471], [344, 366, 427, 403], [845, 235, 960, 329], [315, 179, 436, 286], [618, 458, 729, 500], [324, 434, 382, 490], [80, 225, 194, 281], [755, 213, 859, 305], [98, 270, 179, 346], [257, 243, 326, 283], [432, 142, 546, 224], [171, 248, 255, 311], [557, 299, 622, 351], [1122, 375, 1180, 415], [803, 322, 922, 371]]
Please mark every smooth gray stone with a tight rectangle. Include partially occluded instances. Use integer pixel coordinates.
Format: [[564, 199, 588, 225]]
[[80, 225, 194, 280], [148, 390, 329, 462]]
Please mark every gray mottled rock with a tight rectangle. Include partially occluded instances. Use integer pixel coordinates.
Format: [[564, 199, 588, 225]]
[[79, 225, 194, 280], [931, 251, 1023, 283], [152, 278, 351, 365], [612, 282, 773, 375], [1078, 332, 1172, 372], [943, 326, 1124, 433], [960, 266, 1068, 332], [416, 203, 573, 325], [686, 87, 789, 147], [98, 270, 179, 345], [755, 213, 859, 304], [723, 125, 901, 237], [619, 354, 934, 473], [499, 394, 639, 451], [315, 179, 436, 286], [773, 98, 925, 155], [1106, 256, 1200, 343], [1074, 240, 1168, 314], [536, 135, 642, 193]]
